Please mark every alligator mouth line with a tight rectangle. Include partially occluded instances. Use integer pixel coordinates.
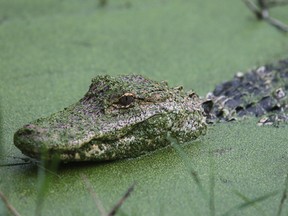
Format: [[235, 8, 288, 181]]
[[15, 112, 172, 162], [14, 129, 124, 157], [14, 117, 146, 161]]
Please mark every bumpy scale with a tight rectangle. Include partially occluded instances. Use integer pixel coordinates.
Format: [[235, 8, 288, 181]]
[[14, 59, 288, 162], [14, 75, 206, 162], [205, 59, 288, 125]]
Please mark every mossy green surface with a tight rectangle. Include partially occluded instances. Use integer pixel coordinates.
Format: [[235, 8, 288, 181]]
[[0, 0, 288, 215]]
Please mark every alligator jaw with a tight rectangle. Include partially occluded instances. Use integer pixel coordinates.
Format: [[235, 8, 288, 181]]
[[13, 74, 207, 162]]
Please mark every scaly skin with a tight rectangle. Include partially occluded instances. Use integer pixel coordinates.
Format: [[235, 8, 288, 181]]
[[14, 59, 288, 162], [14, 75, 206, 162], [205, 59, 288, 125]]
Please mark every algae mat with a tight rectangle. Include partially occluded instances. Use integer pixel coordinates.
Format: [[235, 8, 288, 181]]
[[0, 0, 288, 215]]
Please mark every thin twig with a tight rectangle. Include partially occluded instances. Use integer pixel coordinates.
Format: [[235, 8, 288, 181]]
[[265, 16, 288, 32], [0, 156, 32, 166], [243, 0, 288, 32], [35, 163, 61, 178], [1, 156, 61, 178], [0, 162, 32, 167], [276, 173, 288, 216], [81, 174, 107, 216], [107, 183, 135, 216], [266, 0, 288, 7], [243, 0, 262, 18], [222, 190, 279, 216], [0, 191, 21, 216], [233, 190, 267, 216]]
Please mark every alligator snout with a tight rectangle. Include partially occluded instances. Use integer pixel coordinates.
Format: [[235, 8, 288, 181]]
[[14, 124, 48, 158]]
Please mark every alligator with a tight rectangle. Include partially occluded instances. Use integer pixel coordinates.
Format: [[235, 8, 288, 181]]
[[14, 59, 288, 162]]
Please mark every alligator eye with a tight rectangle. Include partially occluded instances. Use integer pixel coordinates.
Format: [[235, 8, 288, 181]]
[[118, 93, 135, 107]]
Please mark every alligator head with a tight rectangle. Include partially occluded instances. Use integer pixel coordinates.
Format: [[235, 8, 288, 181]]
[[14, 75, 207, 162]]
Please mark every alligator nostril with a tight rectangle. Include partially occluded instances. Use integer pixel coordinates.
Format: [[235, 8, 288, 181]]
[[14, 124, 44, 159], [22, 128, 33, 135], [16, 125, 36, 137], [13, 124, 44, 148]]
